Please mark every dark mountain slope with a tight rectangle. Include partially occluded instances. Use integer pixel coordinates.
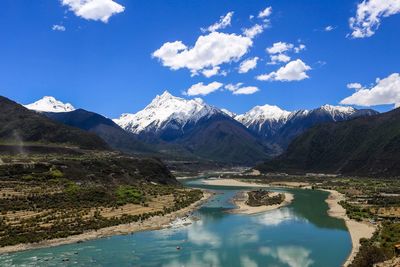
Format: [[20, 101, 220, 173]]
[[256, 108, 400, 177], [45, 109, 152, 154], [178, 114, 271, 164], [270, 107, 379, 150], [0, 96, 109, 150]]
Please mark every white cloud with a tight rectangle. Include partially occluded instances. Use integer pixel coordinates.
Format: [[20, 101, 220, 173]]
[[243, 24, 264, 38], [267, 42, 294, 54], [239, 57, 259, 73], [201, 66, 220, 78], [266, 42, 305, 65], [61, 0, 125, 23], [225, 83, 259, 95], [349, 0, 400, 38], [267, 42, 305, 55], [185, 81, 223, 96], [324, 25, 335, 31], [347, 82, 363, 90], [52, 24, 66, 31], [233, 86, 259, 95], [225, 83, 243, 92], [202, 11, 234, 32], [256, 59, 311, 82], [152, 32, 253, 76], [294, 44, 306, 53], [258, 6, 272, 18], [341, 73, 400, 107], [269, 54, 291, 64]]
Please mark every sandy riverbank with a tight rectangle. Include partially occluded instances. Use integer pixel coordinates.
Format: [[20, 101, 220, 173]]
[[323, 189, 376, 267], [231, 191, 294, 214], [269, 181, 312, 189], [0, 191, 213, 254], [201, 178, 269, 187], [202, 178, 313, 189]]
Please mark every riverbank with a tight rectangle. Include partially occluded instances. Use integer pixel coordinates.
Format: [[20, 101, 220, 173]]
[[202, 178, 376, 266], [0, 191, 213, 254], [231, 191, 294, 214], [323, 189, 376, 267], [201, 178, 269, 187]]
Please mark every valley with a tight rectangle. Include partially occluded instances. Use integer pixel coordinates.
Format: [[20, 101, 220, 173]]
[[0, 94, 399, 267], [3, 1, 400, 266]]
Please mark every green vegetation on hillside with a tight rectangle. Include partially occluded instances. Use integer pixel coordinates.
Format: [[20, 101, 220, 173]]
[[350, 223, 400, 267], [0, 151, 202, 247]]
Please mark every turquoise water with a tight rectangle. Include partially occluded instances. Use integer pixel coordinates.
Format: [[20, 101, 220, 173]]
[[0, 179, 351, 267]]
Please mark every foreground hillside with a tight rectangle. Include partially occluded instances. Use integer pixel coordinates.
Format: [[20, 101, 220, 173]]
[[0, 150, 203, 247], [0, 96, 109, 150], [256, 108, 400, 177], [44, 109, 153, 155]]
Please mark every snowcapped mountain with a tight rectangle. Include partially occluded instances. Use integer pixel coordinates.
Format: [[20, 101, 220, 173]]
[[235, 105, 291, 141], [113, 91, 270, 162], [313, 104, 356, 120], [220, 108, 236, 118], [235, 104, 378, 150], [236, 105, 290, 134], [236, 104, 291, 125], [24, 96, 75, 113], [114, 91, 221, 136]]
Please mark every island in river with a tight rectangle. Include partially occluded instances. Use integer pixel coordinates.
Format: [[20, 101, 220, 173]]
[[231, 190, 294, 215]]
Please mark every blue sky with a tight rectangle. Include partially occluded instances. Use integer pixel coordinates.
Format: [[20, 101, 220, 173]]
[[1, 0, 400, 118]]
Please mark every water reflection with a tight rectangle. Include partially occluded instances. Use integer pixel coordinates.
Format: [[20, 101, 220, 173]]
[[259, 246, 314, 267], [240, 256, 258, 267], [163, 251, 221, 267], [188, 221, 221, 247], [253, 207, 302, 227], [288, 189, 347, 230]]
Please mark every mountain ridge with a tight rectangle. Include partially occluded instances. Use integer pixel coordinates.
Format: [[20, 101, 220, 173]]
[[0, 96, 109, 150], [255, 107, 400, 177], [44, 109, 153, 155], [24, 93, 379, 163]]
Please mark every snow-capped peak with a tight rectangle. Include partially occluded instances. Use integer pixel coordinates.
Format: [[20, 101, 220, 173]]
[[155, 90, 174, 100], [236, 104, 291, 125], [221, 108, 236, 118], [113, 91, 220, 134], [24, 96, 75, 113], [319, 104, 355, 115]]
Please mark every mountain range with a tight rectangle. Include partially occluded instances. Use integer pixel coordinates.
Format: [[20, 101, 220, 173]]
[[22, 92, 378, 163], [113, 91, 270, 163], [255, 107, 400, 177], [234, 103, 378, 151]]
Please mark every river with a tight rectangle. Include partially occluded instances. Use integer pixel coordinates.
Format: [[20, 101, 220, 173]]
[[0, 177, 352, 267]]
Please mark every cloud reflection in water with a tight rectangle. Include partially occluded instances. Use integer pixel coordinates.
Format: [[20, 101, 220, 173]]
[[259, 245, 314, 267]]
